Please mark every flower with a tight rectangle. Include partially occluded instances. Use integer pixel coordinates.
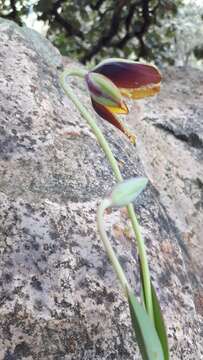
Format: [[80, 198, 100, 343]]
[[85, 72, 128, 114], [85, 58, 161, 144]]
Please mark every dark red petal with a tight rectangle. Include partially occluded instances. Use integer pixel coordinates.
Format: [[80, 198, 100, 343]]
[[91, 99, 136, 144], [91, 99, 125, 133], [93, 60, 161, 89]]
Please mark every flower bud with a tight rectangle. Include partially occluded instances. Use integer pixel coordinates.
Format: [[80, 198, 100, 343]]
[[109, 177, 148, 208], [85, 72, 128, 113]]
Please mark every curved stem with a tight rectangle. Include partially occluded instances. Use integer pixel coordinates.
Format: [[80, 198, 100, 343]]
[[60, 67, 154, 322], [97, 198, 130, 295], [61, 67, 88, 79]]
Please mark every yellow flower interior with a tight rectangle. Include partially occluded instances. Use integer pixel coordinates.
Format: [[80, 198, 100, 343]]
[[121, 83, 160, 99]]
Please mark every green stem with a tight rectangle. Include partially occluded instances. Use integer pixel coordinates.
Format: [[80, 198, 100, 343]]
[[60, 67, 154, 322], [97, 198, 130, 295], [61, 67, 88, 78]]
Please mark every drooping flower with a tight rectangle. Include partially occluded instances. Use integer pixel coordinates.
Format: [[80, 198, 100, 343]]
[[85, 58, 161, 144]]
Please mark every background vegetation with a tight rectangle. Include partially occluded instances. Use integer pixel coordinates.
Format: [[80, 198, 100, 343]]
[[0, 0, 203, 67]]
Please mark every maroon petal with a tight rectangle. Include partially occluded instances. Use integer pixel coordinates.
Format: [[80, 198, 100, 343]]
[[91, 99, 124, 132], [93, 59, 161, 89], [91, 99, 136, 144]]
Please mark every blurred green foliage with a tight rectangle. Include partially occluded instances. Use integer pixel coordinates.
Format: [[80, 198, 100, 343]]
[[1, 0, 202, 66]]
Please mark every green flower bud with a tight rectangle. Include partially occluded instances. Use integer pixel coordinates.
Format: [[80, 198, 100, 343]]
[[110, 177, 148, 208], [85, 72, 128, 112]]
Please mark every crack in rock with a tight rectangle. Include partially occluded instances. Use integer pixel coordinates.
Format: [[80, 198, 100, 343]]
[[154, 123, 203, 149]]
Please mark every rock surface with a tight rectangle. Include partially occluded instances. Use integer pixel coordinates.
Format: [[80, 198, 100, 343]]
[[129, 67, 203, 317], [0, 19, 202, 359]]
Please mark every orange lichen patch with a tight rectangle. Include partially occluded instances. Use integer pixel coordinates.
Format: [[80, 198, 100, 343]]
[[63, 131, 81, 137], [123, 226, 133, 241], [120, 207, 129, 219], [120, 83, 161, 99], [105, 207, 112, 215], [118, 159, 125, 168], [160, 240, 174, 255], [194, 290, 203, 316], [113, 224, 125, 240], [113, 224, 133, 242]]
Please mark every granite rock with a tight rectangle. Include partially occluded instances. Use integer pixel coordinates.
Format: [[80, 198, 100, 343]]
[[0, 19, 202, 359], [129, 66, 203, 317]]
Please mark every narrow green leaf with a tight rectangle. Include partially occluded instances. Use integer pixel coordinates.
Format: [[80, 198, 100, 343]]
[[139, 257, 169, 359], [127, 288, 164, 360], [138, 256, 147, 310], [151, 284, 170, 360]]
